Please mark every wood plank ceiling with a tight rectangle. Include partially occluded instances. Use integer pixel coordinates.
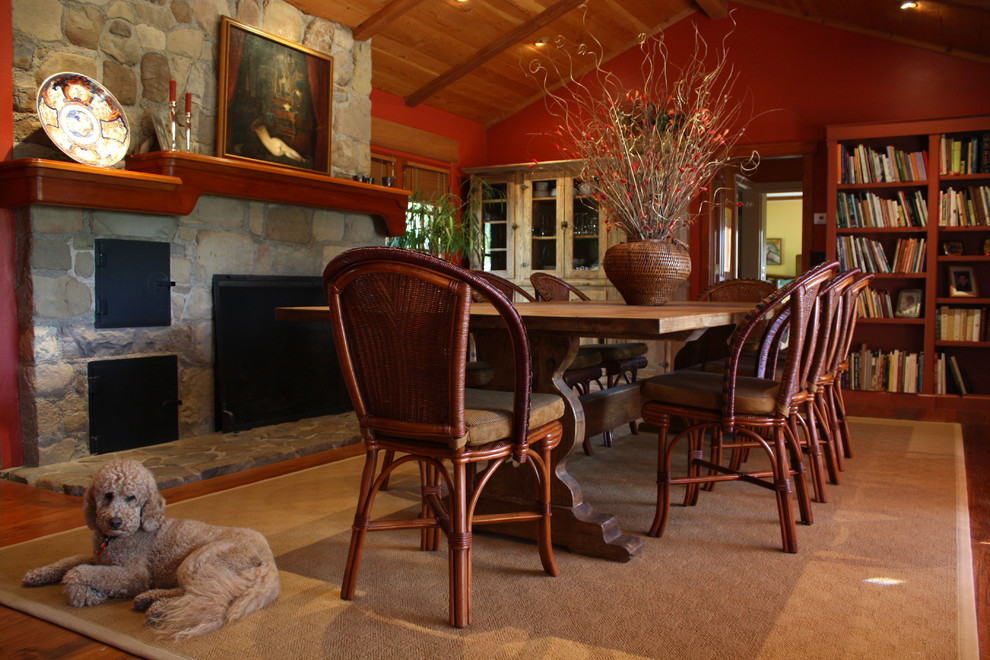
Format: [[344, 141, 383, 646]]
[[283, 0, 990, 128]]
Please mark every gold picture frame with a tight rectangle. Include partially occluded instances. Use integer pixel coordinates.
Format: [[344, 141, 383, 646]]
[[217, 17, 332, 173]]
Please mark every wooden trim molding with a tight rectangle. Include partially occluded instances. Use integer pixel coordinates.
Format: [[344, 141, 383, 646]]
[[0, 153, 411, 236]]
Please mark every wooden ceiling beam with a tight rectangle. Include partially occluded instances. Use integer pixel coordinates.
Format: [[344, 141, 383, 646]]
[[353, 0, 427, 42], [405, 0, 585, 108], [693, 0, 727, 20]]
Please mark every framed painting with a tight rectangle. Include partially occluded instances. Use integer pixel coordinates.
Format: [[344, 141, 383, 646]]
[[765, 238, 782, 266], [217, 17, 332, 173]]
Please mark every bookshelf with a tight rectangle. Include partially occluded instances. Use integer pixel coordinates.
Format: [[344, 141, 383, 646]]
[[826, 116, 990, 411]]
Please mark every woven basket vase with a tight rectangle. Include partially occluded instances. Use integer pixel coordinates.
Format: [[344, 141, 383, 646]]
[[602, 239, 692, 305]]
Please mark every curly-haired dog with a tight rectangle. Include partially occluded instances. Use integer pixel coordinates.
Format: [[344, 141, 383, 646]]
[[22, 459, 280, 638]]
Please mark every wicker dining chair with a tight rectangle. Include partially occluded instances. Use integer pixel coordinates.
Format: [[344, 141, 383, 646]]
[[474, 270, 606, 393], [530, 272, 650, 388], [639, 261, 839, 552], [820, 271, 875, 468], [530, 272, 649, 449], [773, 268, 858, 503], [673, 278, 779, 371], [325, 247, 564, 627]]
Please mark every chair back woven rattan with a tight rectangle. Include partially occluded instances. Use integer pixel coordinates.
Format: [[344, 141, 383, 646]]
[[472, 270, 536, 302], [530, 272, 591, 302], [323, 247, 562, 627], [698, 277, 778, 303], [674, 278, 778, 370]]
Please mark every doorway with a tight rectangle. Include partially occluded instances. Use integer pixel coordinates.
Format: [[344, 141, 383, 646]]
[[758, 184, 803, 284], [720, 177, 803, 284]]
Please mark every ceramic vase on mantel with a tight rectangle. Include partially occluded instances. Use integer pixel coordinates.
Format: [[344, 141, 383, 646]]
[[602, 239, 691, 306]]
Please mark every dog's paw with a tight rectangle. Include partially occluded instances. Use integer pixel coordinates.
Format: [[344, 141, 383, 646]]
[[133, 591, 153, 611], [144, 599, 168, 625], [22, 566, 57, 587], [61, 566, 108, 607], [63, 582, 107, 607]]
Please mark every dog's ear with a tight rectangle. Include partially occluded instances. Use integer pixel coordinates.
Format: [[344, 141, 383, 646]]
[[141, 491, 166, 532], [82, 481, 98, 530]]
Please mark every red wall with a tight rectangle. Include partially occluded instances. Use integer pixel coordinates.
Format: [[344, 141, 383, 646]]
[[1, 0, 22, 468], [370, 88, 488, 171], [486, 3, 990, 165]]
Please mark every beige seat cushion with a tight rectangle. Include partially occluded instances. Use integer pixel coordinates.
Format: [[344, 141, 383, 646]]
[[461, 388, 566, 447], [641, 369, 779, 416], [583, 342, 649, 362]]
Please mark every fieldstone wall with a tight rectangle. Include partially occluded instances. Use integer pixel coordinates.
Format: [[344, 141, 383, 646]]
[[10, 1, 384, 467], [17, 199, 384, 466], [11, 0, 372, 178]]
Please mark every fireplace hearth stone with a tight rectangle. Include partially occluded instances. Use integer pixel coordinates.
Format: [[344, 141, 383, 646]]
[[1, 412, 361, 496]]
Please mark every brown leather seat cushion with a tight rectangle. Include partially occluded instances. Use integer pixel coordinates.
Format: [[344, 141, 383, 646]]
[[460, 389, 566, 448], [689, 351, 784, 380], [641, 369, 779, 416]]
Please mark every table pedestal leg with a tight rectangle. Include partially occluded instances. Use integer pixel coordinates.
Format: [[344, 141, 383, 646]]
[[474, 330, 643, 562]]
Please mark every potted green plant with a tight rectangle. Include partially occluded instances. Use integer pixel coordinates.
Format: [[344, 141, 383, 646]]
[[387, 182, 492, 266]]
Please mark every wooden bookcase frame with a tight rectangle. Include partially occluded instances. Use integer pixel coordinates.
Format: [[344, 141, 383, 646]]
[[826, 115, 990, 411]]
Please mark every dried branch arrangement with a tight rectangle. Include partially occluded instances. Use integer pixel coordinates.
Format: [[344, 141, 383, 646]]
[[528, 11, 756, 242]]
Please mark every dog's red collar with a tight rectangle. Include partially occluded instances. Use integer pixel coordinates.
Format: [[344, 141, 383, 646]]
[[94, 535, 112, 555]]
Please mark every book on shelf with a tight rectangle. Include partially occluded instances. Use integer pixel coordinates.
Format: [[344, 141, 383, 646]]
[[836, 236, 896, 274], [937, 306, 986, 342], [848, 345, 923, 393], [891, 237, 926, 273], [836, 191, 928, 228], [939, 186, 990, 226], [946, 353, 970, 395], [841, 144, 928, 184], [857, 287, 894, 318], [941, 133, 990, 175]]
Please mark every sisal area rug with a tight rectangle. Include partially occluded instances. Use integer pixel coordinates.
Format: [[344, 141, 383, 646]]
[[0, 418, 978, 659]]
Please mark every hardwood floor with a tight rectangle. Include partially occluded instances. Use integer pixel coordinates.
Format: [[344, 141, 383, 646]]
[[0, 417, 986, 658]]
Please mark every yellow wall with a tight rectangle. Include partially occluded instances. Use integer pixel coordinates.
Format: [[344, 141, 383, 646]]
[[765, 198, 802, 278]]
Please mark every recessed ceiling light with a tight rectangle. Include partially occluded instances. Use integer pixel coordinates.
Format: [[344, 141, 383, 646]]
[[534, 36, 548, 47], [900, 1, 918, 9]]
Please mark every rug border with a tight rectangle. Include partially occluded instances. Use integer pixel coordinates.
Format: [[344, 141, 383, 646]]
[[0, 588, 190, 660]]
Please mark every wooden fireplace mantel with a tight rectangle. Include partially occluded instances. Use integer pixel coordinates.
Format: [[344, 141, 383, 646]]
[[0, 152, 411, 235]]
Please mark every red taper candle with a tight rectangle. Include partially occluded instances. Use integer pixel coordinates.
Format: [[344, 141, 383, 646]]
[[169, 79, 176, 102], [185, 92, 192, 113]]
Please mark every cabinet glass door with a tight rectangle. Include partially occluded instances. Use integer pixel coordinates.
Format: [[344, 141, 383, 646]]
[[570, 179, 601, 273], [531, 178, 559, 270], [480, 182, 510, 273]]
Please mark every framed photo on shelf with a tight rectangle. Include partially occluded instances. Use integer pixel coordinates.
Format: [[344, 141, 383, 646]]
[[217, 17, 332, 173], [765, 238, 782, 265], [948, 266, 978, 297], [894, 288, 922, 318]]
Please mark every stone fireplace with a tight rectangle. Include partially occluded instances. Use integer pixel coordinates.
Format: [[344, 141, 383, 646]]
[[5, 0, 408, 467], [6, 155, 408, 467]]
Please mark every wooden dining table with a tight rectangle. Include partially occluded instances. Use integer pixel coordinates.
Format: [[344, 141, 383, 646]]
[[276, 299, 752, 561]]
